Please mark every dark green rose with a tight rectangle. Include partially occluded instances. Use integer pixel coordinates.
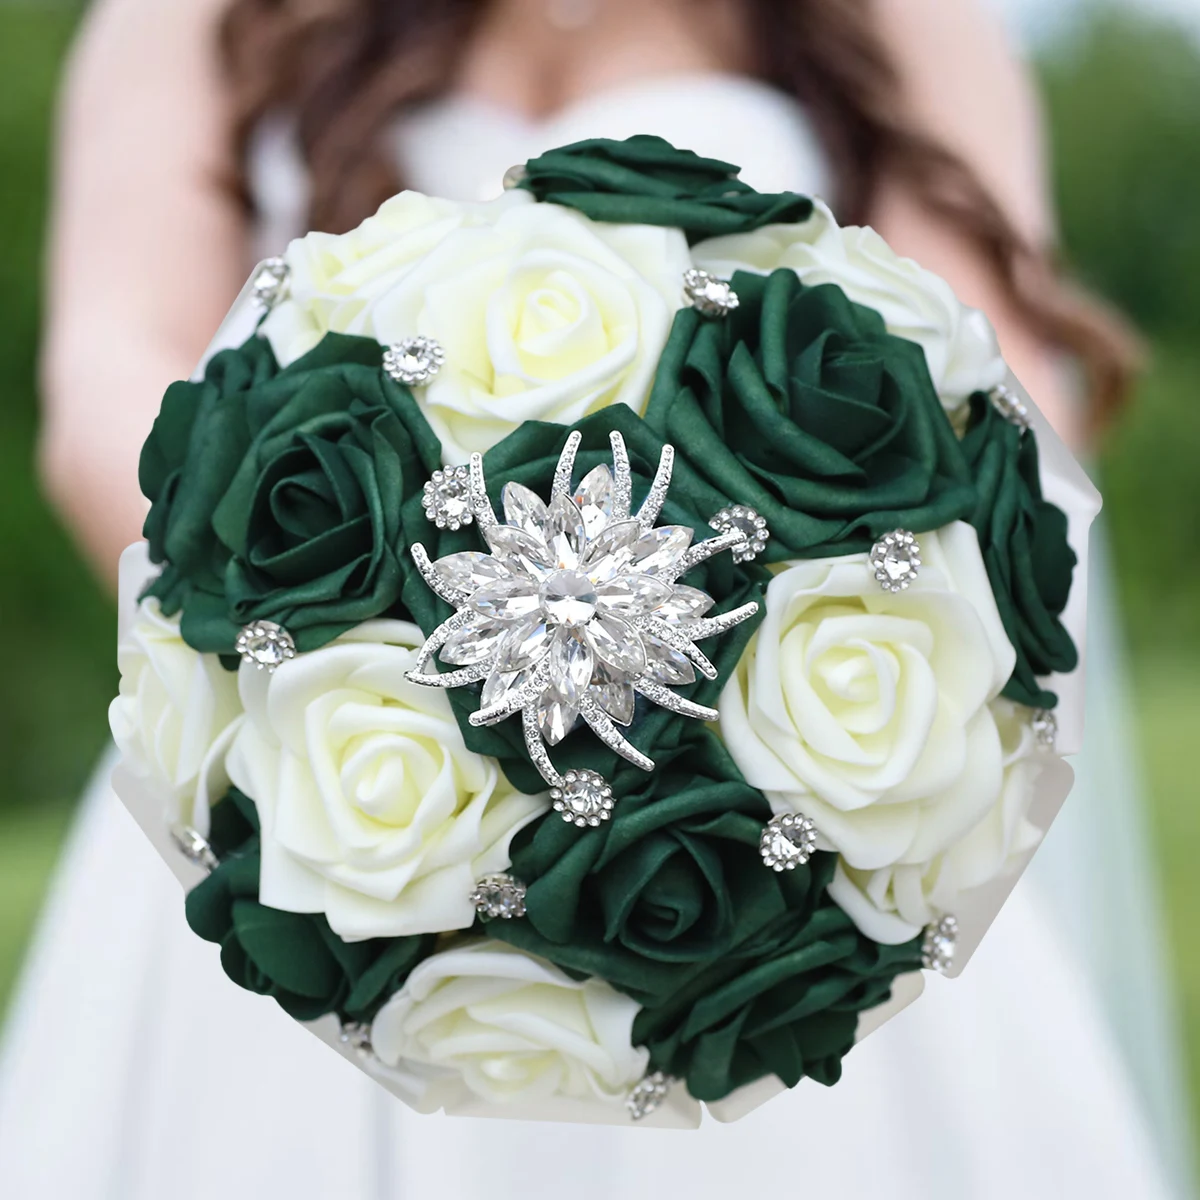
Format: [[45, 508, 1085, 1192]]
[[962, 393, 1078, 708], [491, 733, 811, 992], [518, 136, 812, 243], [643, 269, 978, 561], [185, 790, 433, 1023], [141, 333, 443, 654], [633, 902, 923, 1102], [407, 407, 764, 794]]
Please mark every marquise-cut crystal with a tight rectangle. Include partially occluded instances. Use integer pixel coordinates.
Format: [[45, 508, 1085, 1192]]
[[538, 683, 580, 745], [590, 680, 635, 725], [642, 634, 696, 686], [548, 634, 593, 700], [545, 494, 586, 570], [629, 526, 693, 576], [496, 617, 553, 671], [441, 619, 506, 666], [584, 612, 646, 678], [870, 530, 922, 594], [485, 525, 556, 577], [481, 666, 530, 709], [573, 464, 614, 538], [433, 551, 508, 595], [596, 574, 673, 616], [653, 585, 713, 623], [501, 483, 549, 538], [469, 577, 541, 622]]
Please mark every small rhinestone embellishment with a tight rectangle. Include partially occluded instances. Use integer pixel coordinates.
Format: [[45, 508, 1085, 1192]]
[[709, 505, 770, 564], [502, 163, 528, 190], [250, 257, 289, 308], [422, 465, 475, 531], [236, 621, 297, 672], [338, 1022, 374, 1058], [990, 384, 1032, 431], [760, 813, 818, 871], [471, 873, 527, 919], [922, 915, 959, 974], [170, 825, 219, 872], [627, 1071, 673, 1121], [383, 336, 445, 386], [870, 530, 922, 593], [551, 769, 615, 828], [1031, 708, 1058, 751], [683, 268, 739, 318]]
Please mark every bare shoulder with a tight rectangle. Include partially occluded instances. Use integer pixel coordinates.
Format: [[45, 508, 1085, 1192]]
[[872, 0, 1051, 241]]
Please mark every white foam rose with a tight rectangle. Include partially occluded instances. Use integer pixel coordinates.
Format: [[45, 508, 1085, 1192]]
[[719, 522, 1017, 919], [829, 698, 1047, 942], [266, 191, 690, 462], [109, 598, 243, 827], [692, 200, 1007, 414], [226, 620, 546, 940], [370, 940, 649, 1111], [263, 189, 535, 365]]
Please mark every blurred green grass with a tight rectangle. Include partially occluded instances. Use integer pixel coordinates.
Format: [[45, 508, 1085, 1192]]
[[0, 0, 1196, 1158]]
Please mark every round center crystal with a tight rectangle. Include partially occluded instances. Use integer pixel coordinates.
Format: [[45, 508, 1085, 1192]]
[[539, 570, 598, 627]]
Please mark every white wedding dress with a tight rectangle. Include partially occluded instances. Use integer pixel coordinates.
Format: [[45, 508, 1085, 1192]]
[[1, 73, 1194, 1200]]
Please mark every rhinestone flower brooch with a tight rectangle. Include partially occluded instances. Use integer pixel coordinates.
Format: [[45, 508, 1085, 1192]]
[[406, 432, 759, 803]]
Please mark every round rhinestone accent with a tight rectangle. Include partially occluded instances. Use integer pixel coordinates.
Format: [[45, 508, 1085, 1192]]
[[1031, 708, 1058, 751], [250, 256, 289, 308], [551, 769, 615, 828], [502, 163, 529, 190], [170, 825, 219, 873], [990, 384, 1032, 431], [760, 812, 818, 871], [709, 505, 770, 564], [471, 873, 528, 920], [383, 336, 445, 386], [683, 268, 739, 318], [236, 620, 297, 672], [422, 465, 475, 531], [627, 1071, 673, 1121], [870, 530, 922, 593], [338, 1021, 375, 1058], [921, 914, 959, 974]]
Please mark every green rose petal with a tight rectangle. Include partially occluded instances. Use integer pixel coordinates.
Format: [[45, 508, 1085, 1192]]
[[140, 333, 443, 655], [644, 270, 978, 561], [517, 135, 813, 243]]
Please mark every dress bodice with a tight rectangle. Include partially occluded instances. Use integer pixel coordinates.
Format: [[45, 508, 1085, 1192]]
[[248, 72, 833, 255]]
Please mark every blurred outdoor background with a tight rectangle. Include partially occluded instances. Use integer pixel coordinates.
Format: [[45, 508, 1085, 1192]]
[[0, 0, 1197, 1160]]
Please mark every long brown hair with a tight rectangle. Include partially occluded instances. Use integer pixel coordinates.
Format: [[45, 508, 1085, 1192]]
[[218, 0, 1136, 426]]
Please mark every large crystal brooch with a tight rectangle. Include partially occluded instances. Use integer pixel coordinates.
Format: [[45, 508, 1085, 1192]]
[[405, 431, 759, 787]]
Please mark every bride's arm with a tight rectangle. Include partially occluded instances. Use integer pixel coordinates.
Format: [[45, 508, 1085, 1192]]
[[39, 0, 247, 590], [868, 0, 1083, 446]]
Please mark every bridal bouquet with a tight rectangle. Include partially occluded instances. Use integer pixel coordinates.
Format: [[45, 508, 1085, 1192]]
[[111, 136, 1096, 1126]]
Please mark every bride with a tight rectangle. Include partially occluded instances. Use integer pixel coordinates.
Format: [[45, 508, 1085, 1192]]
[[4, 0, 1192, 1196]]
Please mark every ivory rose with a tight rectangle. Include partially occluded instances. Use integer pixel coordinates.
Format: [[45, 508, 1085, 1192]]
[[265, 191, 690, 461], [109, 598, 242, 826], [370, 940, 649, 1108], [719, 522, 1018, 936], [226, 620, 546, 940]]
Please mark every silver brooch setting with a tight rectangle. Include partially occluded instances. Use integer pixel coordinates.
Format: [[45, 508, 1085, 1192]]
[[236, 620, 297, 672], [760, 812, 818, 871], [170, 825, 219, 873], [921, 914, 959, 974], [383, 336, 445, 386], [405, 430, 759, 792], [683, 268, 739, 318], [551, 769, 615, 828], [990, 384, 1032, 432], [1031, 708, 1058, 751], [870, 530, 921, 593]]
